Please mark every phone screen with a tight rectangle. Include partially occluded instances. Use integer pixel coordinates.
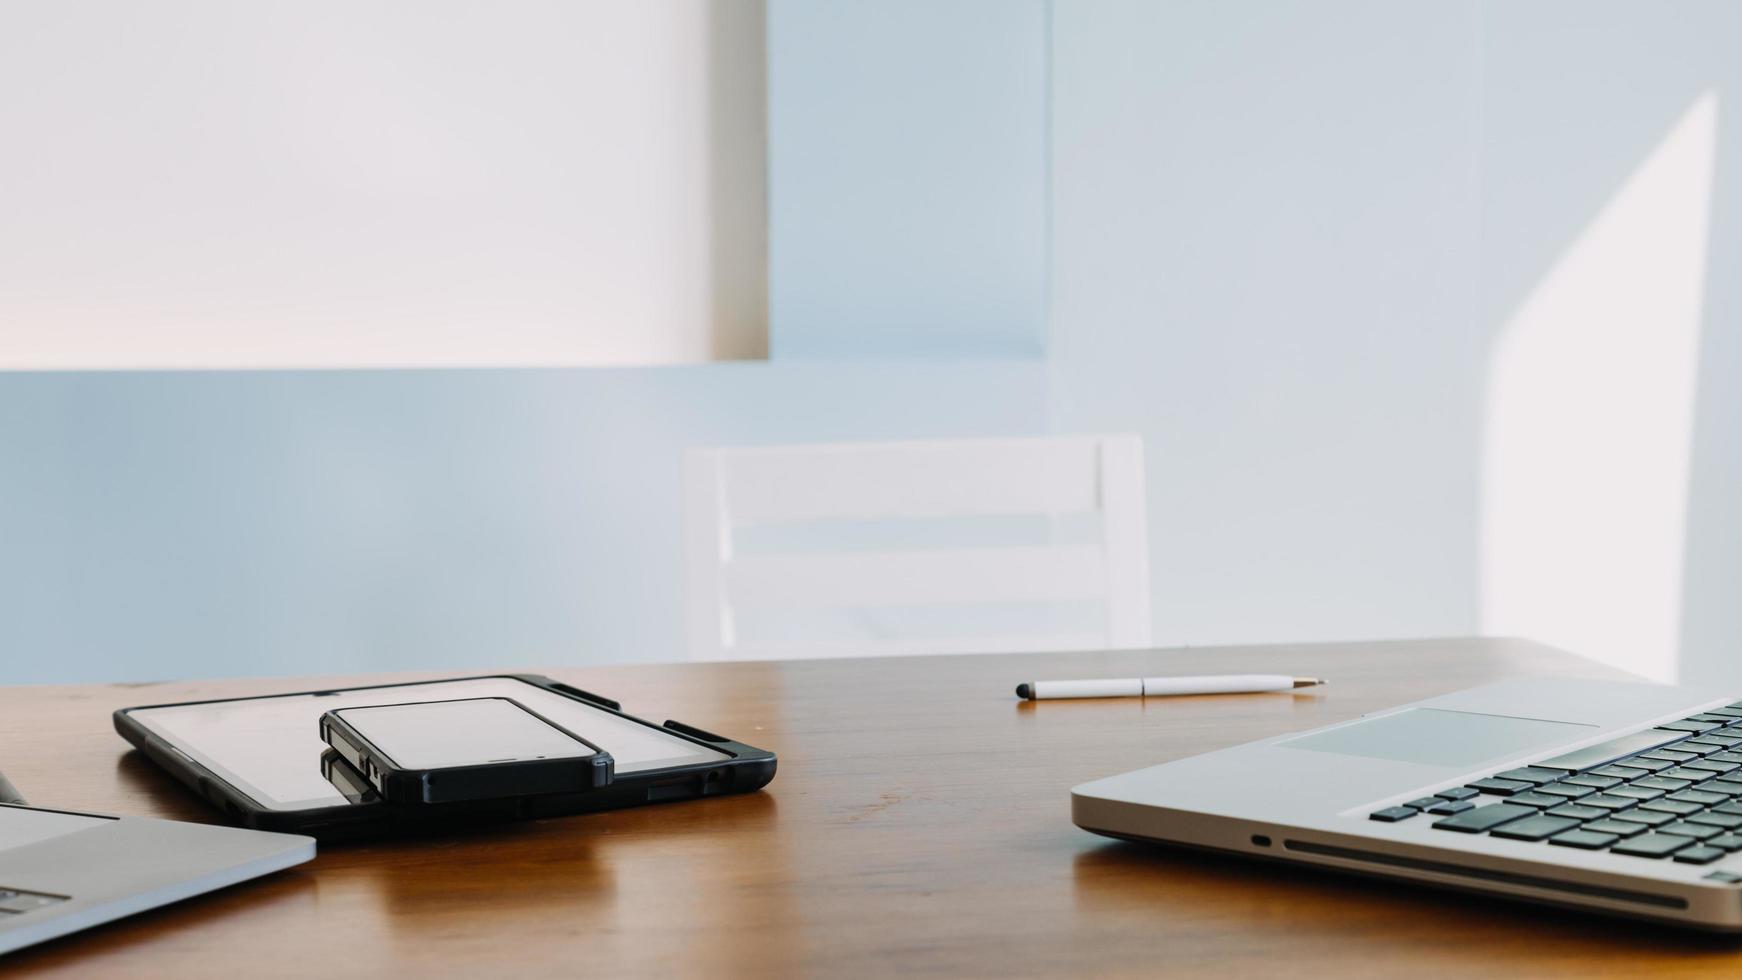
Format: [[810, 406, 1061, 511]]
[[336, 698, 595, 769]]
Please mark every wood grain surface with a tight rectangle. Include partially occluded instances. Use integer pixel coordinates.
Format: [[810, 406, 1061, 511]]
[[4, 637, 1738, 978]]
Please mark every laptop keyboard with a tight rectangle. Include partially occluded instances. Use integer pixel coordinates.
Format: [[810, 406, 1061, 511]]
[[1370, 706, 1742, 865]]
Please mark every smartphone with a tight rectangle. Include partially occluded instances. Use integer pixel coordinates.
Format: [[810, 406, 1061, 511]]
[[320, 697, 614, 804]]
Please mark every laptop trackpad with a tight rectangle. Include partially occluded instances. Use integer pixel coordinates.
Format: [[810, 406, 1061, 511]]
[[1279, 708, 1596, 767]]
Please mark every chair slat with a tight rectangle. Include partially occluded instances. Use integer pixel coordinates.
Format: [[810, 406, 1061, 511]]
[[724, 546, 1109, 609], [712, 634, 1112, 660], [716, 438, 1102, 526]]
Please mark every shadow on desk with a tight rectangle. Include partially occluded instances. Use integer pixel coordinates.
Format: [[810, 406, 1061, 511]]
[[70, 756, 792, 977], [115, 751, 215, 824]]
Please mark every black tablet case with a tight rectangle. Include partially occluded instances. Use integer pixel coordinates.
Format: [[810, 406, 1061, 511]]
[[114, 674, 777, 841]]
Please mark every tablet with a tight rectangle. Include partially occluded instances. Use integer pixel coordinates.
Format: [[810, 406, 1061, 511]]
[[114, 674, 776, 839]]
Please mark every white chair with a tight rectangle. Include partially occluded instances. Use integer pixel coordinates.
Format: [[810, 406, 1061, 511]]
[[684, 435, 1151, 660]]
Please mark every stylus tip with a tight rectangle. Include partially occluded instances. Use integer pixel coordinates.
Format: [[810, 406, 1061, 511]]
[[1293, 677, 1327, 688], [1015, 683, 1033, 700]]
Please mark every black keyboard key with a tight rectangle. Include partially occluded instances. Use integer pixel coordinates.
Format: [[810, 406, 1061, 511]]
[[1639, 799, 1705, 816], [1710, 751, 1742, 765], [1632, 775, 1694, 792], [1612, 756, 1673, 772], [1707, 833, 1742, 851], [1506, 791, 1564, 808], [1536, 731, 1685, 772], [1561, 773, 1622, 790], [1545, 803, 1605, 821], [1490, 814, 1582, 841], [1495, 767, 1566, 786], [1715, 801, 1742, 816], [1689, 714, 1738, 724], [1611, 833, 1693, 858], [1370, 806, 1418, 822], [1640, 749, 1700, 763], [1612, 809, 1677, 827], [1684, 759, 1740, 773], [1699, 780, 1742, 797], [1436, 786, 1480, 801], [1686, 811, 1742, 829], [1670, 741, 1723, 756], [1674, 846, 1726, 864], [1699, 733, 1742, 745], [1433, 803, 1534, 834], [1550, 829, 1619, 850], [1465, 779, 1529, 796], [1425, 799, 1475, 815], [1584, 818, 1647, 838], [1404, 796, 1443, 810], [1660, 822, 1723, 840], [1660, 768, 1716, 784], [1659, 720, 1722, 733], [1593, 764, 1651, 779], [1609, 785, 1665, 801], [1576, 795, 1638, 812], [1705, 707, 1742, 719], [1669, 789, 1728, 806], [1536, 783, 1594, 800]]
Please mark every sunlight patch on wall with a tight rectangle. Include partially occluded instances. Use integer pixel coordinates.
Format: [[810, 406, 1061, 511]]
[[1480, 92, 1719, 682]]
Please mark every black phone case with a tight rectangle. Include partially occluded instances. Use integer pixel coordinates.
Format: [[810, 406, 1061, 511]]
[[113, 673, 777, 842], [319, 697, 615, 805]]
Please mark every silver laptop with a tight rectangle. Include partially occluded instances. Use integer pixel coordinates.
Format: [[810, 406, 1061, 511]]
[[1073, 677, 1742, 930], [0, 802, 314, 955]]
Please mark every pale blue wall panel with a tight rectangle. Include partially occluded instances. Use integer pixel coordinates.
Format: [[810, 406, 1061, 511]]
[[767, 0, 1048, 358], [0, 363, 1046, 683]]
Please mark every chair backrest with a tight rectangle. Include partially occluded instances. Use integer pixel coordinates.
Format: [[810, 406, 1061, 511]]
[[684, 435, 1151, 660]]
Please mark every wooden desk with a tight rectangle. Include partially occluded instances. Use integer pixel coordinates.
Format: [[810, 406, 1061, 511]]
[[5, 638, 1737, 977]]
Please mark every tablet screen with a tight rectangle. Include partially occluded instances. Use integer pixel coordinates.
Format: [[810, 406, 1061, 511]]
[[128, 677, 730, 811]]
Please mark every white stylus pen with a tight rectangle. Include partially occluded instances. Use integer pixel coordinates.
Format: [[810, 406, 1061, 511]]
[[1015, 674, 1326, 700]]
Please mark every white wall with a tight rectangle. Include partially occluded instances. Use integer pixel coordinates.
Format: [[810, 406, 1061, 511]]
[[0, 0, 767, 368], [1050, 0, 1485, 648], [0, 0, 1054, 686], [1471, 0, 1742, 686], [1050, 0, 1742, 685], [9, 0, 1741, 687]]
